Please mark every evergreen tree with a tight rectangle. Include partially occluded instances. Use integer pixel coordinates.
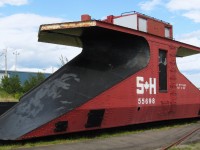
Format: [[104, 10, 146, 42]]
[[23, 72, 45, 93], [1, 75, 22, 94]]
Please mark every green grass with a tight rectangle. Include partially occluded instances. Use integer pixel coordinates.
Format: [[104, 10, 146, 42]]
[[0, 90, 19, 102], [0, 119, 198, 150], [170, 142, 200, 150]]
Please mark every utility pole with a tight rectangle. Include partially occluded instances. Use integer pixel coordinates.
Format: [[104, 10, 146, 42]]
[[13, 51, 20, 71], [4, 48, 8, 76], [52, 66, 54, 73], [0, 52, 4, 71]]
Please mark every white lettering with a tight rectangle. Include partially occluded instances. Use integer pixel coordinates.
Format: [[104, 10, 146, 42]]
[[176, 83, 186, 90], [136, 76, 157, 95], [142, 98, 145, 104], [145, 98, 148, 104], [137, 98, 156, 105], [149, 78, 156, 94], [138, 98, 141, 104], [149, 98, 152, 104], [136, 77, 144, 94], [152, 98, 155, 104]]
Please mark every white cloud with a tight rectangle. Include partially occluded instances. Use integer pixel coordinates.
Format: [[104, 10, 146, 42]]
[[183, 10, 200, 23], [181, 72, 200, 88], [177, 54, 200, 88], [167, 0, 200, 22], [9, 65, 57, 74], [176, 30, 200, 88], [166, 0, 200, 86], [177, 54, 200, 72], [139, 0, 162, 11], [0, 13, 64, 30], [0, 13, 81, 73], [167, 0, 200, 11], [176, 30, 200, 47], [0, 0, 28, 7]]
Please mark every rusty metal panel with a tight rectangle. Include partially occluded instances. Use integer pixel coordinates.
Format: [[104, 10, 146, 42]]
[[40, 21, 97, 31]]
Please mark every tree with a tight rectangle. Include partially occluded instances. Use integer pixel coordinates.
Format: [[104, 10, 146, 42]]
[[59, 54, 68, 67], [1, 75, 22, 94], [23, 72, 45, 93]]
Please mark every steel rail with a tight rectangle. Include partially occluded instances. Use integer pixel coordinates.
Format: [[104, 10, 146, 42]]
[[162, 127, 200, 150]]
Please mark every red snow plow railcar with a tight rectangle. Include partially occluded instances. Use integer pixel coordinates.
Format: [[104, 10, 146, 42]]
[[0, 12, 200, 140]]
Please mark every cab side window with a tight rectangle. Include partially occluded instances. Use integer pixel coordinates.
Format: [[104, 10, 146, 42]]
[[159, 50, 167, 91]]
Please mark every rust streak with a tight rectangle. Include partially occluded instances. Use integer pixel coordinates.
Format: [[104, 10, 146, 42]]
[[40, 21, 97, 31]]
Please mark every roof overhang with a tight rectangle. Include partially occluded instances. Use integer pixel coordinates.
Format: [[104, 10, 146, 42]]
[[176, 46, 200, 57], [39, 21, 97, 48], [38, 20, 200, 57]]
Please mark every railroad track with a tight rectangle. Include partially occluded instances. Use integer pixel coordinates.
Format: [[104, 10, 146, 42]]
[[1, 119, 199, 150], [162, 126, 200, 150]]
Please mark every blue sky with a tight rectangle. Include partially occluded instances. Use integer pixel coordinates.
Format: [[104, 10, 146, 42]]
[[0, 0, 200, 87], [1, 0, 199, 35]]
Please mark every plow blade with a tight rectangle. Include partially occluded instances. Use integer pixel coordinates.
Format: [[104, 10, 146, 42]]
[[0, 22, 150, 140]]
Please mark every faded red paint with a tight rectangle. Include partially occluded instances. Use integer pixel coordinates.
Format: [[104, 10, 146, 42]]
[[81, 14, 91, 21], [20, 13, 200, 140]]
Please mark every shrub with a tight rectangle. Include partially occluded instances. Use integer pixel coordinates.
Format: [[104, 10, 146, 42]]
[[23, 72, 45, 93], [1, 75, 22, 94]]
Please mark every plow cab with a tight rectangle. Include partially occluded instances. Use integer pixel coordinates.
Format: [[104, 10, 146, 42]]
[[0, 12, 199, 140]]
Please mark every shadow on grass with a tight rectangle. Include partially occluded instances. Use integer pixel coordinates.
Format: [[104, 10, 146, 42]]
[[0, 118, 199, 149]]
